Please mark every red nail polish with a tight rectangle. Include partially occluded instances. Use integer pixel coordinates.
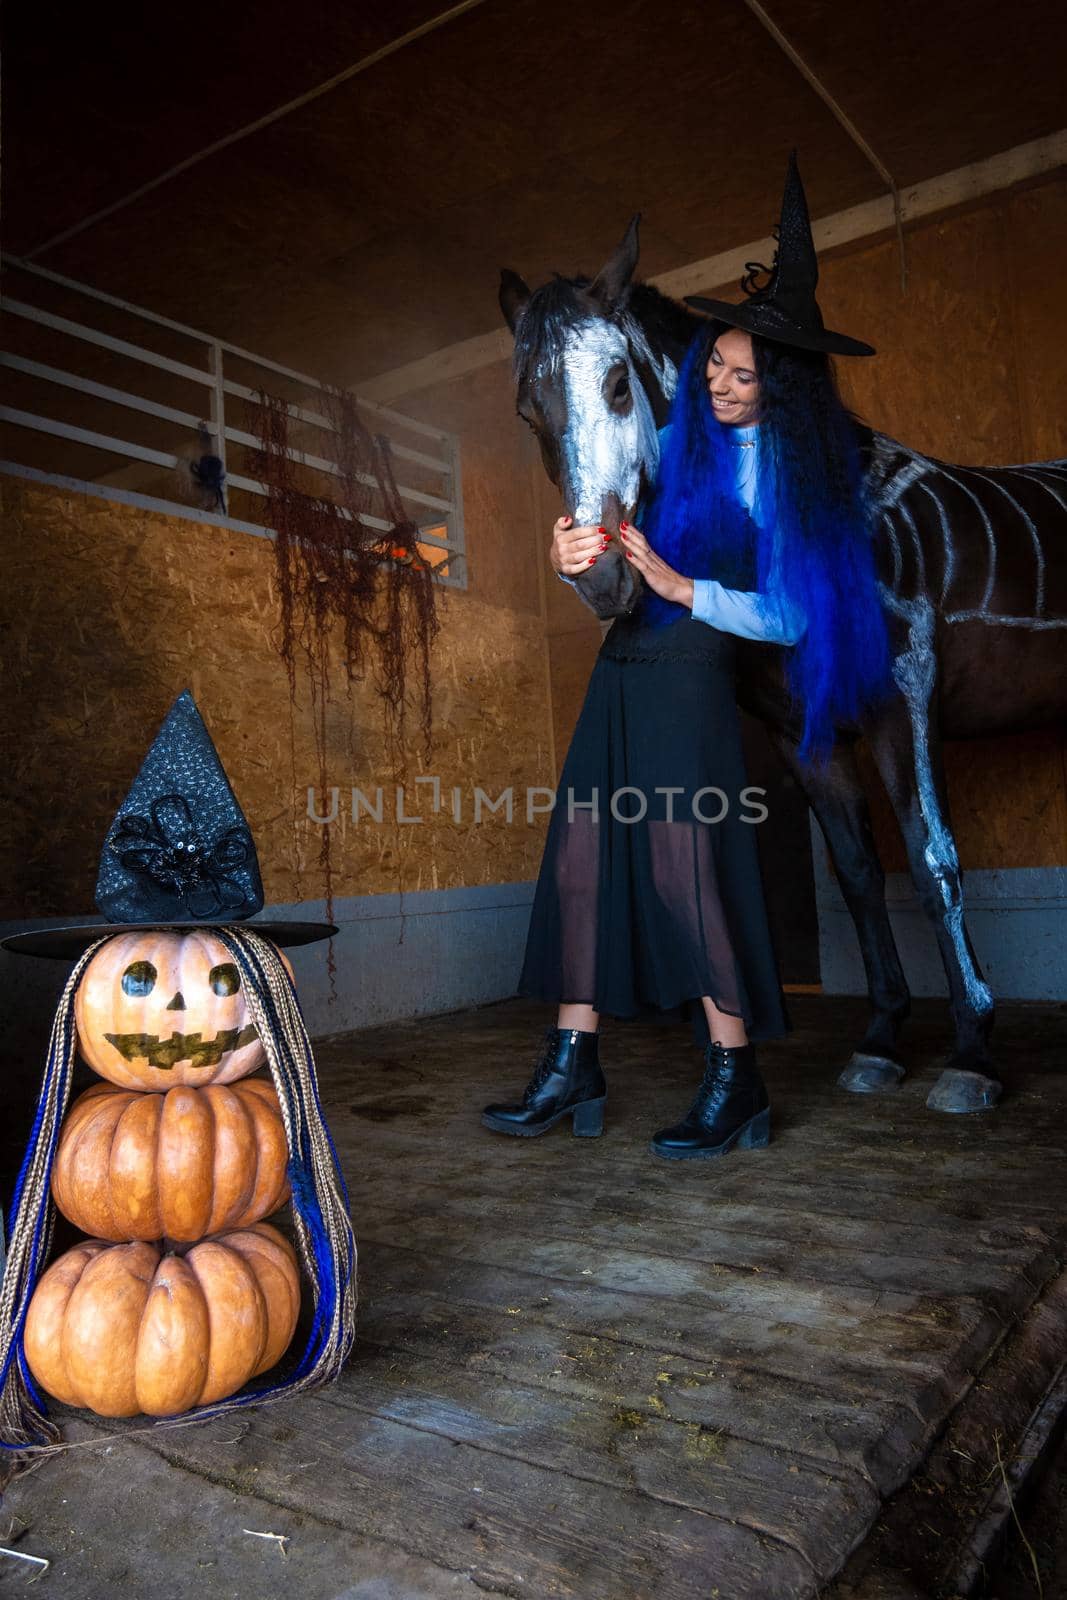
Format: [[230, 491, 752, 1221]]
[[597, 526, 605, 533], [588, 557, 597, 565], [620, 521, 628, 530]]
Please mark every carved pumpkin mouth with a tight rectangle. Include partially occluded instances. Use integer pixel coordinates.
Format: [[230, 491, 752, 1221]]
[[102, 1023, 259, 1071]]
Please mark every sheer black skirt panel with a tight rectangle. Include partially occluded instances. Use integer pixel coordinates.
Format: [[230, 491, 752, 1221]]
[[519, 615, 791, 1045]]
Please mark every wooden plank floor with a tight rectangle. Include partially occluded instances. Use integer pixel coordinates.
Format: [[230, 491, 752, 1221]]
[[6, 994, 1067, 1599]]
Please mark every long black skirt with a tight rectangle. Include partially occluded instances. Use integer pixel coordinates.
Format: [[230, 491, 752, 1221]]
[[519, 612, 791, 1045]]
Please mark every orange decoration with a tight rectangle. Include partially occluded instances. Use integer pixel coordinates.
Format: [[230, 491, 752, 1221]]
[[52, 1079, 290, 1242], [74, 930, 293, 1090], [24, 1224, 300, 1417]]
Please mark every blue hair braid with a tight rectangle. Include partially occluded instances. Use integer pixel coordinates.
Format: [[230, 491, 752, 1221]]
[[752, 336, 894, 763]]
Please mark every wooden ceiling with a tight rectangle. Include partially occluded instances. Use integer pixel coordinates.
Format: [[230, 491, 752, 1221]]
[[5, 0, 1065, 390]]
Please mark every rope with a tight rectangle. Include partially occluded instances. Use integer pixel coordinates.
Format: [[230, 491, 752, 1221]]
[[210, 929, 357, 1391], [740, 0, 909, 293], [0, 927, 357, 1476]]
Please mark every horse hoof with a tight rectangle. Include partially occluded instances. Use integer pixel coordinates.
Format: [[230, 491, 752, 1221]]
[[838, 1053, 906, 1094], [926, 1069, 1002, 1114]]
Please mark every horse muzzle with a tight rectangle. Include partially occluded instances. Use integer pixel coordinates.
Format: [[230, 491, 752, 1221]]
[[571, 544, 643, 618], [564, 489, 644, 618]]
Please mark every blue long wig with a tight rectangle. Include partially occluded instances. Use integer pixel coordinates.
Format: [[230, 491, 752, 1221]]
[[641, 322, 895, 764]]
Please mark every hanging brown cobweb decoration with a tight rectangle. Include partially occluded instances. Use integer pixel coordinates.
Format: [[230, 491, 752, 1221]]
[[251, 387, 440, 974]]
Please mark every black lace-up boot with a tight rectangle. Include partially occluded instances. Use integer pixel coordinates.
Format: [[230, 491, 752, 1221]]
[[482, 1026, 606, 1137], [650, 1041, 770, 1160]]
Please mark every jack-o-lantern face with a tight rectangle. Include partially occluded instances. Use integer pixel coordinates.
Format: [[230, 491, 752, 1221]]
[[74, 929, 293, 1090]]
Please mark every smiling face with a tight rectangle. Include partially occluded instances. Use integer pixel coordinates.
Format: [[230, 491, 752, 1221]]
[[74, 929, 292, 1090], [705, 328, 761, 426]]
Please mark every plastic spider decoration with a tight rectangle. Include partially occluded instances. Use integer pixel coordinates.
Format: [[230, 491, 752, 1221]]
[[190, 423, 227, 513]]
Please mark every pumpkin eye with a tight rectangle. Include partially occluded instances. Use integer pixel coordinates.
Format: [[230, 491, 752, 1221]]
[[208, 963, 241, 997], [121, 961, 157, 997]]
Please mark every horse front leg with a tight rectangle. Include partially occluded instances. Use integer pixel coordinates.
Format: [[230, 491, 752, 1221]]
[[765, 727, 911, 1090], [865, 599, 999, 1113]]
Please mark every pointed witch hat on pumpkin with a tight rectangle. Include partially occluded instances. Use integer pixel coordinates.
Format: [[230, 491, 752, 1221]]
[[2, 690, 337, 958], [685, 151, 876, 357]]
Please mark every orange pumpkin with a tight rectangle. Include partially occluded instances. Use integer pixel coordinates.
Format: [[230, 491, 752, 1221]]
[[24, 1223, 300, 1417], [74, 930, 293, 1090], [52, 1079, 290, 1242]]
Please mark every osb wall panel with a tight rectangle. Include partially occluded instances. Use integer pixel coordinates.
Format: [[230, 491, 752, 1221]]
[[704, 174, 1067, 872], [1003, 179, 1067, 466], [0, 478, 554, 919], [824, 204, 1024, 463], [546, 627, 603, 781], [389, 335, 605, 777], [389, 359, 543, 619]]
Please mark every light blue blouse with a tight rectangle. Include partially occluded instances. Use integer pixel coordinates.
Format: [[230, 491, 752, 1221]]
[[559, 422, 807, 647]]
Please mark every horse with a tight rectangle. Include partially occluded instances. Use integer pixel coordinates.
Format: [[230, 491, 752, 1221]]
[[500, 218, 1067, 1114]]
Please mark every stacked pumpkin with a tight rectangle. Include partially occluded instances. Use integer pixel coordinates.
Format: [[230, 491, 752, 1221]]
[[24, 931, 302, 1418]]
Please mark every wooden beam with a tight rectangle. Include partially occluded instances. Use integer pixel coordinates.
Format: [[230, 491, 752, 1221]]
[[355, 130, 1067, 406], [356, 328, 514, 408]]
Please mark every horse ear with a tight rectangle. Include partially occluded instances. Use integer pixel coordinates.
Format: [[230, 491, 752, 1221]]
[[499, 269, 531, 333], [590, 214, 641, 308]]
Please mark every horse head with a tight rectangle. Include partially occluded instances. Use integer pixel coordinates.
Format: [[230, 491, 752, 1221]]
[[500, 217, 686, 618]]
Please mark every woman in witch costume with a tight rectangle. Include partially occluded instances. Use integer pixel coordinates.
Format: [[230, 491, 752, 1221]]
[[482, 155, 895, 1159]]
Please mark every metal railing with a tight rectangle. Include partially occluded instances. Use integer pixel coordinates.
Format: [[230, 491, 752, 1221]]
[[0, 256, 466, 586]]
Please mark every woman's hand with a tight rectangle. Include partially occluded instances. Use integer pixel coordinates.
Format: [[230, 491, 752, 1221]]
[[620, 524, 694, 607], [551, 515, 609, 576]]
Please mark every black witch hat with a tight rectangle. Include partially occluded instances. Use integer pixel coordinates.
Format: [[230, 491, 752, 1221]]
[[685, 153, 875, 358], [2, 690, 337, 958]]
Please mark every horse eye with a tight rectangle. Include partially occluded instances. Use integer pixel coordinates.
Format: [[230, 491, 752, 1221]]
[[604, 362, 632, 410], [122, 961, 157, 997], [208, 962, 241, 997]]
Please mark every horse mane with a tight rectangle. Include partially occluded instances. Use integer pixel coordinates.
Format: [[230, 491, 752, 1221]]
[[627, 281, 701, 363], [511, 275, 597, 384], [512, 274, 700, 388]]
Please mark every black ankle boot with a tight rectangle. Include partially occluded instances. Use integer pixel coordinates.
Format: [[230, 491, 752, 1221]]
[[482, 1027, 606, 1138], [651, 1041, 770, 1160]]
